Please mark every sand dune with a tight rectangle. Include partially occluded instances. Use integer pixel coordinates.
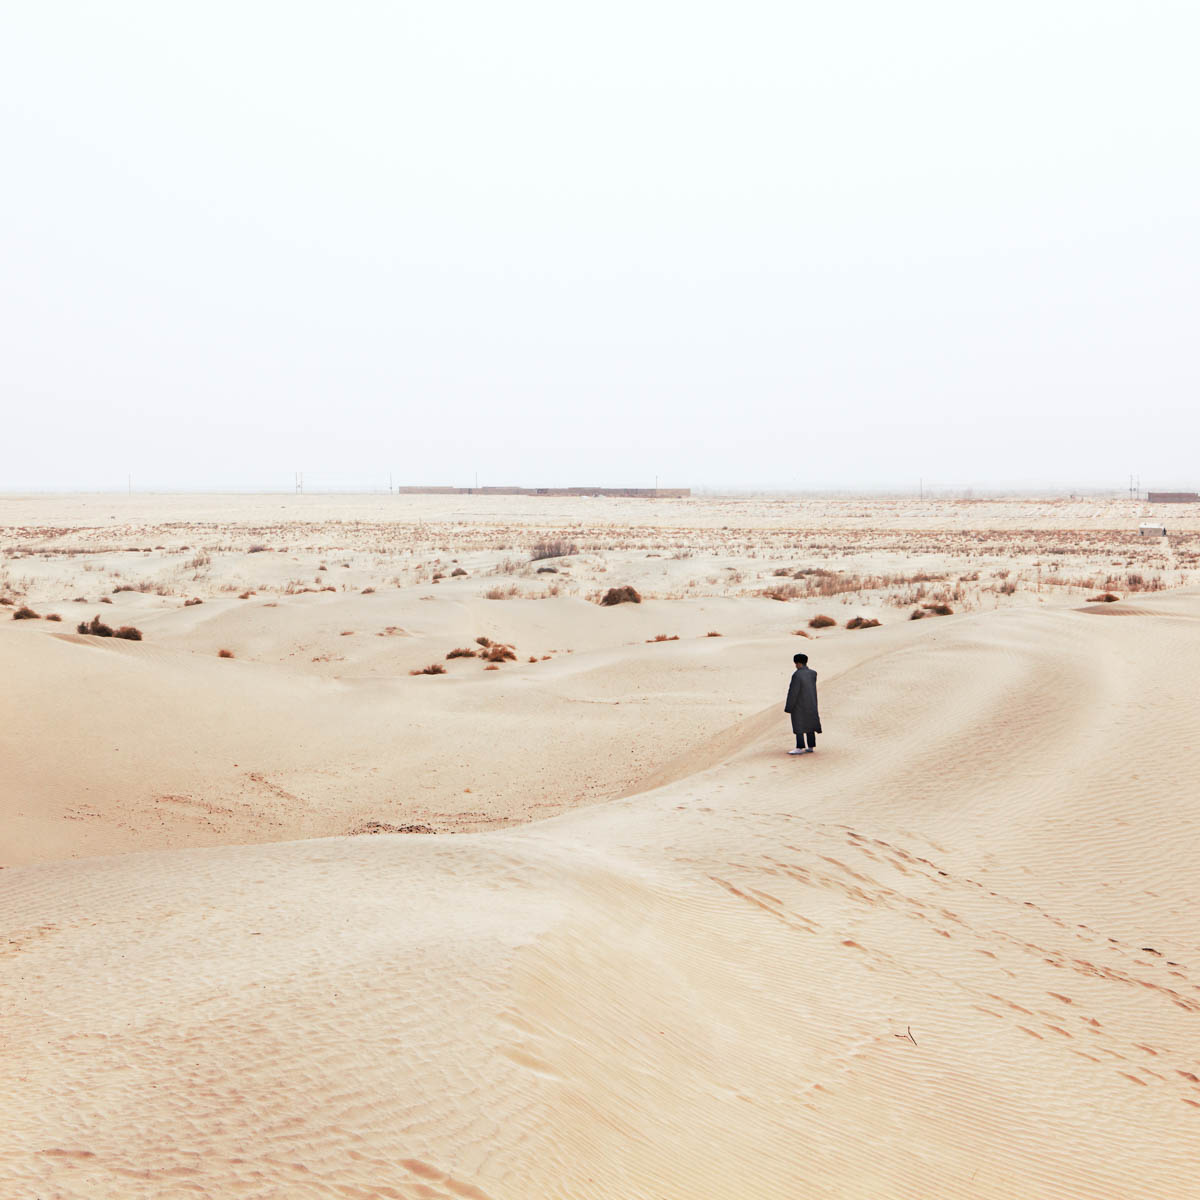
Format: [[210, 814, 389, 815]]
[[5, 574, 1200, 1197]]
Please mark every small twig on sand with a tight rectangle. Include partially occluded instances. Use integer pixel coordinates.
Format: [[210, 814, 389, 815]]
[[893, 1025, 918, 1046]]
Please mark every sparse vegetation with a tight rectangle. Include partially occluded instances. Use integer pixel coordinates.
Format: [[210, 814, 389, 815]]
[[446, 647, 477, 659], [808, 614, 836, 628], [647, 633, 680, 642], [531, 539, 579, 561], [599, 585, 641, 606], [484, 584, 519, 599], [77, 615, 114, 636], [706, 630, 722, 637], [113, 625, 143, 640], [12, 606, 40, 620], [483, 643, 517, 663], [410, 663, 447, 675], [846, 616, 881, 629]]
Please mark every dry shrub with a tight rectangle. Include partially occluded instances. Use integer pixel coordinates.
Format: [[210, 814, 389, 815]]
[[45, 613, 62, 622], [184, 597, 203, 607], [113, 626, 143, 640], [647, 633, 679, 642], [78, 615, 114, 637], [432, 573, 444, 582], [484, 663, 499, 670], [762, 583, 802, 601], [218, 648, 234, 658], [808, 614, 836, 628], [772, 567, 793, 576], [450, 567, 468, 576], [446, 647, 476, 659], [410, 663, 447, 675], [475, 635, 492, 647], [484, 584, 519, 599], [846, 616, 881, 629], [599, 585, 641, 606], [99, 596, 113, 604], [531, 539, 578, 560], [361, 586, 376, 594], [706, 630, 722, 637], [239, 590, 255, 599], [791, 629, 812, 638], [483, 643, 517, 663], [1088, 592, 1120, 603], [922, 603, 953, 616], [248, 544, 268, 553], [340, 630, 354, 636], [12, 606, 39, 620], [0, 597, 12, 606], [909, 608, 927, 620], [536, 565, 558, 574], [529, 655, 538, 662]]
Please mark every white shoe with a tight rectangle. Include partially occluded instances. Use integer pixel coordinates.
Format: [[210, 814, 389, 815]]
[[788, 748, 805, 755]]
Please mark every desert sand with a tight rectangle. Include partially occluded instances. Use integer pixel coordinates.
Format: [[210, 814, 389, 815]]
[[2, 493, 1199, 1198]]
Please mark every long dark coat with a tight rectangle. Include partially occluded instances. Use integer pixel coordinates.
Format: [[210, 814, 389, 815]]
[[785, 667, 821, 735]]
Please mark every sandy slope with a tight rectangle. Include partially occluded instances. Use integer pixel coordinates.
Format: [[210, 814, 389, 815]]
[[5, 592, 1200, 1198]]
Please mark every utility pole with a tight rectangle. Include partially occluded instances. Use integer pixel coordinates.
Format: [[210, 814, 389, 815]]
[[127, 473, 132, 495], [295, 471, 303, 495], [919, 477, 923, 501]]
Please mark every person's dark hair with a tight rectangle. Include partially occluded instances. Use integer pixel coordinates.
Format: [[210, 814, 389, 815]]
[[794, 653, 808, 665]]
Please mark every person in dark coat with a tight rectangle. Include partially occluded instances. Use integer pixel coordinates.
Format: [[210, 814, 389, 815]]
[[785, 652, 821, 755]]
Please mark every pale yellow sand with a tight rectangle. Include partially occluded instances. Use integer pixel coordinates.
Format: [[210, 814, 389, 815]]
[[2, 495, 1198, 1197]]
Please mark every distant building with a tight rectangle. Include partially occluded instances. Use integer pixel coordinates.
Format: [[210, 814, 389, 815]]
[[1146, 491, 1199, 503], [1139, 522, 1167, 536]]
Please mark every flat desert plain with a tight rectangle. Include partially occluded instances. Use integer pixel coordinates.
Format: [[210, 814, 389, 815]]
[[2, 492, 1199, 1199]]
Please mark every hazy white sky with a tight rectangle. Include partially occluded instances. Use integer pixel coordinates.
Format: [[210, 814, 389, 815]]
[[2, 2, 1197, 492]]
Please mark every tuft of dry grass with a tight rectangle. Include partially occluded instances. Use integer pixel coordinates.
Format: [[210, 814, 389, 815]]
[[238, 590, 255, 599], [599, 585, 642, 606], [184, 597, 203, 606], [248, 544, 268, 553], [99, 596, 113, 604], [78, 615, 114, 636], [45, 613, 62, 622], [361, 586, 375, 594], [484, 584, 519, 599], [791, 629, 812, 638], [846, 616, 881, 629], [531, 539, 578, 561], [705, 630, 722, 637], [484, 663, 499, 670], [922, 602, 953, 616], [808, 614, 836, 628], [446, 647, 477, 659], [1088, 592, 1120, 603], [410, 662, 447, 675], [483, 643, 517, 663], [12, 606, 40, 620], [113, 625, 143, 640], [647, 633, 680, 642], [218, 648, 234, 658], [450, 567, 468, 576]]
